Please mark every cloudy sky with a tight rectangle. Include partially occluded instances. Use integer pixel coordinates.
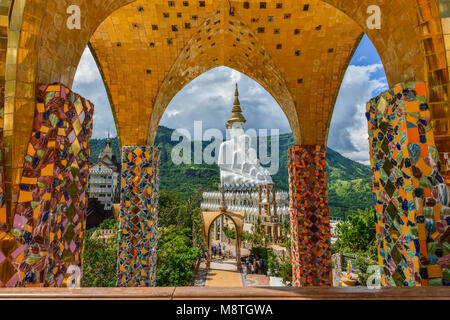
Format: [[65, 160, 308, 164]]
[[73, 35, 388, 165]]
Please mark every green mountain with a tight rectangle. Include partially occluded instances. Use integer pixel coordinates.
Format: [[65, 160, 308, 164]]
[[90, 126, 374, 216]]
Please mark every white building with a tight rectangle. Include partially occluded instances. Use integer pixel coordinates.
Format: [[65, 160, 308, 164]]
[[88, 133, 120, 211], [201, 83, 290, 243]]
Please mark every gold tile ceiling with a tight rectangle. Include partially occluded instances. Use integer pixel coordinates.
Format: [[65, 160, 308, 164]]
[[1, 0, 449, 217], [90, 0, 364, 146]]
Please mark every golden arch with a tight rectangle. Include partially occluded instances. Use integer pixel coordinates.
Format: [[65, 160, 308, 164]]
[[201, 210, 245, 270]]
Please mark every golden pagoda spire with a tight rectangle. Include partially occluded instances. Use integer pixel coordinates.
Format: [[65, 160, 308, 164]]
[[227, 83, 246, 126]]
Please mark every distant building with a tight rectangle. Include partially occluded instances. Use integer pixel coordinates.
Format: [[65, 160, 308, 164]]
[[88, 132, 120, 211], [201, 84, 290, 244]]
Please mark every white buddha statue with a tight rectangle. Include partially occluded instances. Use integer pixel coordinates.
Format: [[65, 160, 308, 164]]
[[218, 83, 273, 187]]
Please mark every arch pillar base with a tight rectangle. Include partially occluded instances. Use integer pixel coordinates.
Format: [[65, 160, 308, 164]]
[[116, 146, 160, 287], [367, 82, 449, 287], [288, 145, 332, 287]]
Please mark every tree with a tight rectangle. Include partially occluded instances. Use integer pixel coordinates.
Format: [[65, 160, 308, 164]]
[[333, 207, 377, 259], [156, 226, 202, 286], [82, 218, 118, 287]]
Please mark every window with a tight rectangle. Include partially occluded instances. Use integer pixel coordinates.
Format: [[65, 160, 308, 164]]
[[328, 48, 334, 53], [163, 12, 169, 18], [185, 23, 191, 29], [172, 25, 178, 31], [192, 15, 198, 20], [303, 4, 310, 11], [257, 27, 265, 33], [183, 1, 189, 6], [149, 42, 155, 47], [152, 25, 158, 30], [276, 3, 282, 8], [316, 25, 322, 30], [260, 2, 266, 9], [276, 44, 282, 49], [297, 78, 303, 84], [146, 69, 151, 74], [137, 6, 144, 12], [274, 28, 280, 34], [294, 29, 300, 35], [199, 1, 205, 7], [243, 2, 250, 9], [295, 50, 301, 56], [268, 16, 273, 22], [284, 13, 291, 19], [177, 12, 182, 18], [168, 1, 175, 6], [167, 38, 173, 44]]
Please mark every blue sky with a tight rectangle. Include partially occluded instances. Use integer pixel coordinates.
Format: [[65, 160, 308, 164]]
[[73, 35, 388, 165]]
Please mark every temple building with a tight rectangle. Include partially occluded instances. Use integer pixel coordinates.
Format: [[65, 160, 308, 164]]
[[88, 133, 121, 211], [200, 84, 290, 244]]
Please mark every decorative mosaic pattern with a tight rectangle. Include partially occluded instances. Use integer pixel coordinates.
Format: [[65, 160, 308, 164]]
[[288, 145, 332, 287], [366, 82, 450, 286], [3, 84, 93, 287], [117, 146, 160, 287], [0, 86, 6, 228], [0, 86, 14, 287]]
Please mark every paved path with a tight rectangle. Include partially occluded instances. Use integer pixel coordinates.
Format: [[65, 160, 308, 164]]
[[196, 258, 244, 287]]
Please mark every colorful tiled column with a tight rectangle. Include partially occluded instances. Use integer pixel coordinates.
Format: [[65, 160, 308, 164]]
[[2, 84, 93, 287], [288, 145, 332, 286], [116, 146, 160, 287], [367, 82, 450, 287]]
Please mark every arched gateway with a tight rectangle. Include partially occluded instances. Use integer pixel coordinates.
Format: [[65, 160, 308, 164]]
[[0, 0, 448, 288]]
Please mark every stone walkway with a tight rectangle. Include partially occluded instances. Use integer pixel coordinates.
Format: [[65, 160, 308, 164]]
[[193, 258, 244, 287], [205, 259, 244, 287]]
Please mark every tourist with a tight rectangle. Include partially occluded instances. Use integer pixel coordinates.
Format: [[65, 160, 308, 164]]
[[259, 259, 263, 274], [243, 263, 248, 276], [218, 245, 222, 259]]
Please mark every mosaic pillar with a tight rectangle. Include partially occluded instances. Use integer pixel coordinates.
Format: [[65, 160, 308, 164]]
[[1, 84, 93, 287], [116, 146, 160, 287], [288, 145, 332, 287], [367, 82, 450, 287]]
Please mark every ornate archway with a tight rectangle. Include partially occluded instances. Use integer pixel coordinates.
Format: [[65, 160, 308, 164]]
[[201, 210, 245, 271]]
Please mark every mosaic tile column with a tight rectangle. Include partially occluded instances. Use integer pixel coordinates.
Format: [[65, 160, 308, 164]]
[[116, 146, 160, 287], [3, 84, 93, 287], [288, 145, 332, 286], [367, 82, 450, 287]]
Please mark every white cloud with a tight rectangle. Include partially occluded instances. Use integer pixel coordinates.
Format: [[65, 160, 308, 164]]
[[73, 48, 99, 84], [160, 66, 291, 137], [328, 63, 388, 165], [72, 48, 118, 139]]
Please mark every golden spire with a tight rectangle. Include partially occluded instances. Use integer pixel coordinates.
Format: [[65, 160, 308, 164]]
[[227, 83, 246, 126]]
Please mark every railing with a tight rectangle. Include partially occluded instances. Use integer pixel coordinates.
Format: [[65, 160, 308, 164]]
[[0, 287, 448, 300]]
